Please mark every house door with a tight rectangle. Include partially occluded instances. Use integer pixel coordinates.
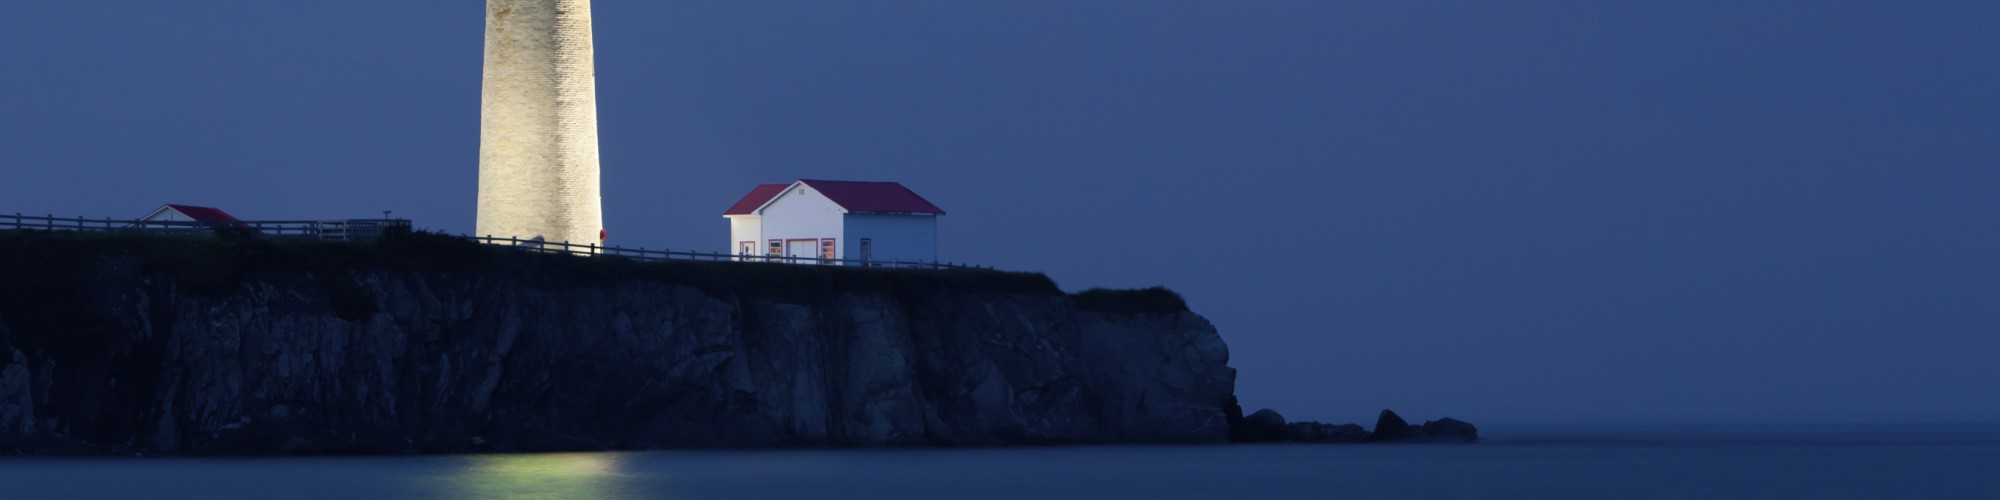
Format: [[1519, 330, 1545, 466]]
[[738, 241, 756, 261], [785, 239, 820, 264]]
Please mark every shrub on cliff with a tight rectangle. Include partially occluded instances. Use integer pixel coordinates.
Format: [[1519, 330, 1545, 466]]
[[1072, 286, 1189, 315], [0, 230, 1068, 320]]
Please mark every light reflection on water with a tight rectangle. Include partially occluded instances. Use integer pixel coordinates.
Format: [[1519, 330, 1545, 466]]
[[3, 425, 1998, 499], [435, 453, 642, 499]]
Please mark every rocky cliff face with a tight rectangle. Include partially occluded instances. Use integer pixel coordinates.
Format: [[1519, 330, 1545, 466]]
[[0, 233, 1235, 454]]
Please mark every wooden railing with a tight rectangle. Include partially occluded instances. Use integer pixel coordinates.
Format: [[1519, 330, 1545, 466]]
[[0, 213, 989, 270], [468, 235, 991, 271]]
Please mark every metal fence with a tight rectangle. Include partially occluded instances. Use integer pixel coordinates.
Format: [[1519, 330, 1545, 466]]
[[0, 213, 989, 271]]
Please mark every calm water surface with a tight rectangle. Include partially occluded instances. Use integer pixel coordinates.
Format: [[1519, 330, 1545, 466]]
[[4, 424, 1997, 499]]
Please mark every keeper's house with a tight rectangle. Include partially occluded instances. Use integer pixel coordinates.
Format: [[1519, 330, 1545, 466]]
[[138, 204, 242, 225], [723, 180, 944, 266]]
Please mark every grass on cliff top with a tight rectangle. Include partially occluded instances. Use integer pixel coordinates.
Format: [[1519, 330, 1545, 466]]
[[0, 229, 1078, 314], [1071, 287, 1190, 315], [364, 229, 1065, 301], [0, 228, 389, 322]]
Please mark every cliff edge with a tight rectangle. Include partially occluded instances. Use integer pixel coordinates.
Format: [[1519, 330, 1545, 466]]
[[0, 231, 1234, 454]]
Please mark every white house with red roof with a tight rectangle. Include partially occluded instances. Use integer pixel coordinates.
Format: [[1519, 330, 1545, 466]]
[[138, 204, 242, 224], [723, 180, 945, 266]]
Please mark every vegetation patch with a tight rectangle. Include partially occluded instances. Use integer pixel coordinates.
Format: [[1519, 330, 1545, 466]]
[[0, 229, 1066, 319], [1071, 286, 1189, 316], [0, 230, 374, 321], [366, 231, 1064, 305]]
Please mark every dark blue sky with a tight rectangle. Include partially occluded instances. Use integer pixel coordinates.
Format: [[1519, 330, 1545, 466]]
[[4, 1, 1995, 424]]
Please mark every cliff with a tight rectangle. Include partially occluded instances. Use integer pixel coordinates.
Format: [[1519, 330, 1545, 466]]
[[0, 231, 1234, 454]]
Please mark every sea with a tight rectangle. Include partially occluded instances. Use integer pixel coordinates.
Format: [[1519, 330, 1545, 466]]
[[2, 424, 1996, 499]]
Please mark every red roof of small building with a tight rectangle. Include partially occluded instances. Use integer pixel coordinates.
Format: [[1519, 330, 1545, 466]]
[[723, 184, 792, 215], [801, 180, 946, 214], [163, 204, 242, 223], [723, 180, 946, 215]]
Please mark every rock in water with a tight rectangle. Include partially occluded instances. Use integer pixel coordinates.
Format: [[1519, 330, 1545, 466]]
[[1364, 409, 1481, 443], [1421, 417, 1479, 443], [1222, 396, 1250, 443], [1283, 422, 1367, 443], [1364, 409, 1418, 442], [1243, 409, 1288, 443], [1225, 406, 1474, 444]]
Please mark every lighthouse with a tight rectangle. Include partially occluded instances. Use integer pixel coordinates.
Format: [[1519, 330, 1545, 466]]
[[477, 0, 605, 248]]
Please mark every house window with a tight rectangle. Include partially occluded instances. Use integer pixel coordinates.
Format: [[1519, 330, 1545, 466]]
[[768, 240, 781, 257], [859, 238, 873, 264], [821, 238, 836, 261]]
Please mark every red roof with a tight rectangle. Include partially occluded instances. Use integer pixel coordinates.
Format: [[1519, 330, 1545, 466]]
[[723, 180, 945, 215], [723, 184, 792, 215], [801, 180, 946, 214], [163, 204, 242, 223]]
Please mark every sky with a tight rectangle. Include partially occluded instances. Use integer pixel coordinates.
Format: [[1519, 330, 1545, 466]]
[[2, 1, 1996, 425]]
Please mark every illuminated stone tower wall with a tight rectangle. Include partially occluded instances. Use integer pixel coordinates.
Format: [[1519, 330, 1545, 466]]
[[477, 0, 603, 246]]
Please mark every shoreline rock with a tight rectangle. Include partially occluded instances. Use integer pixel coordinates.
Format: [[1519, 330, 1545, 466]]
[[1235, 408, 1477, 444]]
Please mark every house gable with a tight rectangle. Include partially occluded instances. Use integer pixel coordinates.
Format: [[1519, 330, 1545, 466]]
[[754, 181, 846, 216], [139, 204, 241, 223], [756, 182, 846, 258], [759, 183, 847, 221]]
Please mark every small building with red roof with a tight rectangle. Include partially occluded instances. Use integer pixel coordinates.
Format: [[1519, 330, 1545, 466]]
[[138, 204, 243, 224], [723, 180, 945, 266]]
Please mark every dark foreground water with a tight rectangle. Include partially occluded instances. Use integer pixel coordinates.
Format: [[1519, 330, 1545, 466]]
[[4, 424, 1997, 499]]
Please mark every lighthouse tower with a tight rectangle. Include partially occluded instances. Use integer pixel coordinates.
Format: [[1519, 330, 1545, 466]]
[[477, 0, 604, 248]]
